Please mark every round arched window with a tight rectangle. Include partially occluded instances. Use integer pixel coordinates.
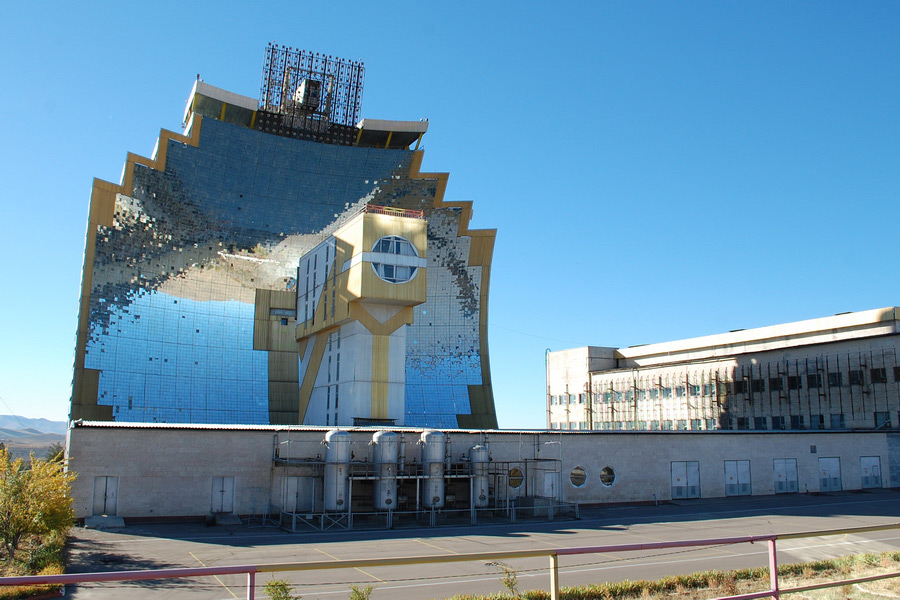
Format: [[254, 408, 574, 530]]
[[508, 467, 524, 489], [570, 466, 587, 488], [371, 235, 419, 283], [599, 466, 616, 487]]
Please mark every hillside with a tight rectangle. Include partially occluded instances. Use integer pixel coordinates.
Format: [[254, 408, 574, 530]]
[[0, 415, 68, 434], [0, 416, 68, 460]]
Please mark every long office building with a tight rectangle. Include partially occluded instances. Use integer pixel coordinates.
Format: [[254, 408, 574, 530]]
[[71, 44, 497, 428], [548, 307, 900, 432]]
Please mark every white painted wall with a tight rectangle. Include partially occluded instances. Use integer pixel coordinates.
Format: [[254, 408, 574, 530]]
[[67, 424, 897, 519]]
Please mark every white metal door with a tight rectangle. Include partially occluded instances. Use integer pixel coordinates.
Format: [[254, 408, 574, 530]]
[[671, 461, 687, 498], [282, 476, 299, 513], [724, 461, 738, 496], [860, 456, 882, 489], [281, 476, 317, 513], [725, 460, 751, 496], [737, 460, 751, 495], [686, 461, 700, 497], [773, 458, 798, 493], [543, 472, 557, 498], [818, 457, 841, 492], [211, 476, 235, 513], [92, 476, 118, 516], [671, 461, 700, 499]]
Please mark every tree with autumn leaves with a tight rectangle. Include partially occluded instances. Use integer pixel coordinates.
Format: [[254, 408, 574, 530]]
[[0, 446, 75, 563]]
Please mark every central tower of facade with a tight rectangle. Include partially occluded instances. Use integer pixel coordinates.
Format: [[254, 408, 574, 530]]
[[71, 44, 497, 428]]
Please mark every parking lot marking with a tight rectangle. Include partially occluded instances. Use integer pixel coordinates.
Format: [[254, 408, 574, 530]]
[[416, 538, 460, 554], [314, 548, 341, 561], [189, 551, 239, 600], [314, 548, 384, 582]]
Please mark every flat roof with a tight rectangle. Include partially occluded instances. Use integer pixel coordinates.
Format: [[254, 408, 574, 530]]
[[70, 421, 529, 434], [69, 421, 879, 435], [183, 80, 258, 123], [355, 118, 428, 149], [611, 307, 900, 366], [181, 82, 429, 149]]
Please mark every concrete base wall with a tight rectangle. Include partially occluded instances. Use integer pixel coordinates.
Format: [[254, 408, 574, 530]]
[[67, 424, 897, 520]]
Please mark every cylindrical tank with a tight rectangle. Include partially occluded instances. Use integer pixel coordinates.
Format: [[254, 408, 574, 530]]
[[420, 430, 446, 508], [372, 431, 399, 511], [324, 430, 351, 512], [469, 445, 490, 508]]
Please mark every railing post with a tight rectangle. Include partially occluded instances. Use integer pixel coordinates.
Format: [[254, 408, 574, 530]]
[[768, 539, 779, 600], [471, 481, 477, 525], [247, 571, 255, 600], [549, 553, 560, 600]]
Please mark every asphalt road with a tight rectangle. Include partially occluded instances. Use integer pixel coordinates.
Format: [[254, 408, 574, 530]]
[[64, 489, 900, 600]]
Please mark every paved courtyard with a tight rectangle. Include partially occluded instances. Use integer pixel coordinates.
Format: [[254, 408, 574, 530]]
[[64, 490, 900, 600]]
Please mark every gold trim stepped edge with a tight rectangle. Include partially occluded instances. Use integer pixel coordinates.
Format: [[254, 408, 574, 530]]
[[71, 119, 205, 421], [407, 151, 498, 429]]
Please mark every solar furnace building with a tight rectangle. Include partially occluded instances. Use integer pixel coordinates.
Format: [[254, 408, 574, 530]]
[[71, 44, 497, 428]]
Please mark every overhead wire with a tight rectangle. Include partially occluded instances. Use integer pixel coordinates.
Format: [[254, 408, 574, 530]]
[[0, 393, 27, 429]]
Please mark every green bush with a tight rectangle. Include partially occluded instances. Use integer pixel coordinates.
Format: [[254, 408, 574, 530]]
[[264, 577, 300, 600], [349, 584, 375, 600], [443, 550, 900, 600]]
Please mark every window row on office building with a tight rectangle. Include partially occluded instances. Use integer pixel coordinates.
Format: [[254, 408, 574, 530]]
[[552, 411, 897, 431], [551, 364, 900, 406], [547, 308, 900, 432]]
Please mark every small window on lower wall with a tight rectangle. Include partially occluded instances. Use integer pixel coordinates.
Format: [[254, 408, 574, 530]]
[[508, 467, 524, 489], [599, 466, 616, 487], [570, 466, 587, 487]]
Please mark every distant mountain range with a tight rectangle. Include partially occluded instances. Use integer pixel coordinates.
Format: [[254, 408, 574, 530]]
[[0, 416, 68, 460], [0, 415, 67, 435]]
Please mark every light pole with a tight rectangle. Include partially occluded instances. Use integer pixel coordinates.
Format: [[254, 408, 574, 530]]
[[632, 368, 640, 429], [585, 380, 593, 430], [545, 348, 552, 429]]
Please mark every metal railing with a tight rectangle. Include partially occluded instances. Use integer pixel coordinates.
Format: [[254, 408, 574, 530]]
[[279, 499, 580, 531], [364, 204, 425, 220], [2, 522, 898, 600]]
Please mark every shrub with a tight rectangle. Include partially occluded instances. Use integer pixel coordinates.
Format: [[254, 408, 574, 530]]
[[349, 584, 375, 600], [0, 447, 76, 562], [264, 578, 300, 600]]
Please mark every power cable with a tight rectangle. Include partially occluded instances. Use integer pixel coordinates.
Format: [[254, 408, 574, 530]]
[[0, 393, 27, 430]]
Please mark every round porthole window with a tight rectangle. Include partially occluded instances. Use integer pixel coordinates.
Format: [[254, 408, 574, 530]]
[[599, 466, 616, 487], [508, 467, 524, 489], [570, 466, 587, 488], [371, 235, 419, 284]]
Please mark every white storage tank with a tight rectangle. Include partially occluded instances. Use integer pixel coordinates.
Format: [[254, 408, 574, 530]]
[[324, 430, 351, 512], [372, 431, 399, 511], [469, 445, 490, 508], [469, 444, 490, 508], [420, 430, 445, 508]]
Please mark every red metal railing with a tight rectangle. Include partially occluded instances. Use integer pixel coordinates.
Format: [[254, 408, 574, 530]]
[[364, 204, 425, 220], [2, 523, 899, 600]]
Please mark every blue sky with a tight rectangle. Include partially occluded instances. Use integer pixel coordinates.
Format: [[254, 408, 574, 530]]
[[1, 2, 898, 428]]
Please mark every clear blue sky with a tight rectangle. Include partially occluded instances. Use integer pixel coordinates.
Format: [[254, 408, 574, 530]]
[[1, 2, 898, 428]]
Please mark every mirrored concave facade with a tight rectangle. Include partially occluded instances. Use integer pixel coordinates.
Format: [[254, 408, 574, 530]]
[[71, 47, 497, 428]]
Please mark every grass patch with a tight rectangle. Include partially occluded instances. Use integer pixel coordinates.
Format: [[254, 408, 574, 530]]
[[0, 531, 66, 599], [444, 550, 900, 600]]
